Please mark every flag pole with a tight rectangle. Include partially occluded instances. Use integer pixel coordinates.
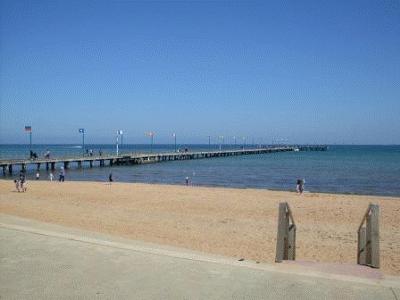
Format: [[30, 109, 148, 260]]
[[116, 131, 119, 156], [82, 131, 85, 156]]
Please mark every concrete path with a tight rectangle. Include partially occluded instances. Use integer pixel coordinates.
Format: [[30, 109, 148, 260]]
[[1, 214, 399, 300]]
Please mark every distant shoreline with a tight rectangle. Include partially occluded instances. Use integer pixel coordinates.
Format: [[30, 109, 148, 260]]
[[1, 178, 400, 199]]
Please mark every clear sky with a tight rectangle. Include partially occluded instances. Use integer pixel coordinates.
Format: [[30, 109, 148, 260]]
[[0, 0, 399, 145]]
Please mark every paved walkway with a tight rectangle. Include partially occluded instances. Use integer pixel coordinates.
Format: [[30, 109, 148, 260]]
[[1, 214, 399, 300]]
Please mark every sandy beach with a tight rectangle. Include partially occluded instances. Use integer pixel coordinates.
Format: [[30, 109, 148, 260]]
[[0, 180, 399, 275]]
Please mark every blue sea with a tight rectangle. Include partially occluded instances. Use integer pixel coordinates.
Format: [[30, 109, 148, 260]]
[[1, 144, 399, 197]]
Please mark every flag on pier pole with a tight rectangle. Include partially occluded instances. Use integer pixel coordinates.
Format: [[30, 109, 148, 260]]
[[79, 128, 85, 133], [25, 126, 32, 132]]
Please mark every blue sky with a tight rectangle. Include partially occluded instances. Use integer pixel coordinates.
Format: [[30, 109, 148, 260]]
[[1, 0, 399, 144]]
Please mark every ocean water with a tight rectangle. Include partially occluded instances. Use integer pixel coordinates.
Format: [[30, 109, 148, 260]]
[[1, 144, 399, 197]]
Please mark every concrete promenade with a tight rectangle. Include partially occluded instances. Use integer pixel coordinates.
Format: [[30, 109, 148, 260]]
[[0, 214, 399, 300]]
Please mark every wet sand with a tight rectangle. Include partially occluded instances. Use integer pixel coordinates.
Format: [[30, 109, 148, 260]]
[[0, 180, 399, 275]]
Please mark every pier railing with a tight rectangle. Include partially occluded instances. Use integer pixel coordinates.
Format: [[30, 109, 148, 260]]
[[275, 202, 296, 262], [357, 203, 380, 268]]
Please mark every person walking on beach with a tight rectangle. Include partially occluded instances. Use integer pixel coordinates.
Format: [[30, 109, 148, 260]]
[[296, 179, 305, 194], [14, 179, 20, 192], [185, 176, 190, 186], [49, 172, 54, 181], [59, 167, 65, 182], [109, 172, 113, 183], [19, 172, 27, 192], [19, 171, 26, 187], [35, 172, 40, 180], [21, 180, 27, 192]]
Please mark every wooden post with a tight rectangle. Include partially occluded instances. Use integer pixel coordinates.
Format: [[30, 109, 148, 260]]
[[366, 213, 372, 266], [275, 203, 287, 263], [288, 224, 296, 260], [357, 227, 366, 265], [369, 205, 380, 268], [357, 204, 379, 268], [275, 202, 296, 262]]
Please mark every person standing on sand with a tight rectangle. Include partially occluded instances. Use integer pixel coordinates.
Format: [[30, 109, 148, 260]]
[[296, 179, 305, 194], [49, 172, 54, 181], [19, 171, 26, 191], [109, 173, 113, 183], [35, 172, 40, 180], [59, 167, 65, 182], [21, 180, 27, 192], [14, 179, 20, 192], [19, 175, 27, 192], [185, 176, 190, 186]]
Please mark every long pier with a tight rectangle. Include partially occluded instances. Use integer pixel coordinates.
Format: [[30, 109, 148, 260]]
[[0, 145, 327, 176]]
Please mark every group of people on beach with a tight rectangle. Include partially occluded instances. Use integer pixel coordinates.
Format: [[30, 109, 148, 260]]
[[14, 167, 66, 192], [14, 172, 27, 192]]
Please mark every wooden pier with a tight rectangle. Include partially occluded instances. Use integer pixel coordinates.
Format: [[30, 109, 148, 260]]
[[0, 145, 328, 175]]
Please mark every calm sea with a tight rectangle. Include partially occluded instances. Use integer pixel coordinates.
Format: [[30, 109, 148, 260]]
[[1, 144, 399, 197]]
